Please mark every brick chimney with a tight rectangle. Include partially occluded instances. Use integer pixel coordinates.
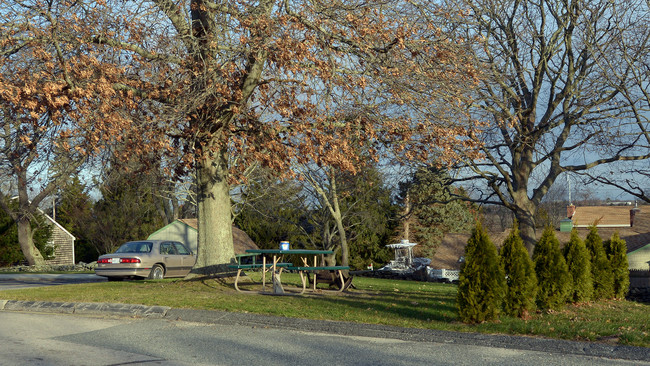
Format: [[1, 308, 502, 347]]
[[567, 204, 576, 219]]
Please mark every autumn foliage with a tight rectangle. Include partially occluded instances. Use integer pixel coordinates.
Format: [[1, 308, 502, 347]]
[[3, 0, 482, 269], [0, 1, 168, 264]]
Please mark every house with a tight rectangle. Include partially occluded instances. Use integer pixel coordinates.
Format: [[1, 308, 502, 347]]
[[433, 205, 650, 271], [433, 232, 510, 271], [618, 208, 650, 271], [568, 204, 638, 228], [567, 204, 650, 270], [628, 244, 650, 271], [43, 213, 76, 266], [5, 196, 75, 265], [147, 218, 259, 254]]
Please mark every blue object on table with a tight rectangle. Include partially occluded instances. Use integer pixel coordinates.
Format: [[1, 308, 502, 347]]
[[280, 241, 290, 251]]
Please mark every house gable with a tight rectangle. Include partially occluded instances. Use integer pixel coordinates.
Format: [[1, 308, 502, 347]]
[[42, 213, 76, 266], [148, 220, 198, 253], [148, 219, 259, 255], [628, 244, 650, 270]]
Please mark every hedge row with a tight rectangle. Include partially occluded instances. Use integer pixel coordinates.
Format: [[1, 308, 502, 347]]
[[457, 223, 629, 323]]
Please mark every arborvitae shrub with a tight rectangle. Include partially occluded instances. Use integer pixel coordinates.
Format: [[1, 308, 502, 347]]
[[604, 232, 629, 299], [563, 229, 593, 303], [532, 226, 572, 310], [457, 223, 505, 323], [585, 226, 614, 300], [499, 222, 537, 317]]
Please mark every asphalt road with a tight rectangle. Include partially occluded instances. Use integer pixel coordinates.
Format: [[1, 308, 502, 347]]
[[1, 311, 648, 366], [1, 274, 649, 365], [0, 273, 105, 290]]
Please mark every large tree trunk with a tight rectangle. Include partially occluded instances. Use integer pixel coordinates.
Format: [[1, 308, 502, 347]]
[[514, 210, 537, 255], [17, 217, 45, 266], [192, 145, 235, 275], [510, 144, 539, 255], [511, 192, 538, 255], [15, 168, 46, 266]]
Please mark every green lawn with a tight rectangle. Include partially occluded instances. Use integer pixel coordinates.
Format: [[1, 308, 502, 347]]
[[2, 273, 649, 348]]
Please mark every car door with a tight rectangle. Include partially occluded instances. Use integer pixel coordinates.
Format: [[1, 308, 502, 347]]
[[173, 242, 196, 275], [160, 241, 183, 277]]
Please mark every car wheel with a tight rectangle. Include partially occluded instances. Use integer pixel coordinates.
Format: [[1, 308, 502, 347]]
[[148, 264, 164, 280]]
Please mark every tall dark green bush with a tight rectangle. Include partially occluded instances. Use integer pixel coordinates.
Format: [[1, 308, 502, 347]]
[[585, 226, 614, 300], [499, 222, 537, 317], [604, 232, 629, 299], [533, 226, 571, 310], [0, 199, 54, 266], [563, 229, 593, 303], [457, 223, 505, 323]]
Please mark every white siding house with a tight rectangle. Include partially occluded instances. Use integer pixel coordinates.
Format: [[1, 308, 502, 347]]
[[43, 213, 76, 265]]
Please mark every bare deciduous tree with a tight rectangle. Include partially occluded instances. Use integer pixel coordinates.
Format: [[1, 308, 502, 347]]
[[442, 0, 650, 251]]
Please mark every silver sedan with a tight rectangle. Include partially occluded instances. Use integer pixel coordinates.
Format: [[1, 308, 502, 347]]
[[95, 240, 196, 281]]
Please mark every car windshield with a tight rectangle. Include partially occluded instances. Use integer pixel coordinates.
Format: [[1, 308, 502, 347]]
[[115, 242, 152, 254]]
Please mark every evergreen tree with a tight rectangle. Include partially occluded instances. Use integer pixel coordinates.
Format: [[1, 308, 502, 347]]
[[585, 226, 614, 300], [0, 199, 53, 266], [90, 165, 166, 254], [457, 223, 505, 323], [563, 229, 593, 303], [533, 226, 572, 310], [499, 222, 537, 317], [399, 167, 477, 259], [236, 165, 395, 269], [604, 232, 629, 299], [234, 171, 312, 250], [54, 177, 97, 263]]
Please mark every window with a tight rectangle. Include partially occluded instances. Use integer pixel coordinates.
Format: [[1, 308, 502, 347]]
[[116, 242, 152, 253], [173, 242, 191, 255], [160, 242, 177, 255]]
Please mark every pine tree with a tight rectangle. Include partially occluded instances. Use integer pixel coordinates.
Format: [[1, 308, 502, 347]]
[[563, 229, 593, 303], [55, 177, 97, 263], [399, 167, 477, 259], [0, 199, 53, 266], [604, 232, 629, 299], [585, 226, 614, 300], [500, 222, 537, 317], [457, 223, 505, 323], [533, 226, 572, 310]]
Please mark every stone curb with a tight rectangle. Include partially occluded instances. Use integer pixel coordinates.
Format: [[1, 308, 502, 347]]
[[1, 300, 649, 362], [0, 274, 105, 283], [0, 300, 169, 318]]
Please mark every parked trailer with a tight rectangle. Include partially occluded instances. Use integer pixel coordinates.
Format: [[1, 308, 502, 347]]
[[428, 268, 460, 283]]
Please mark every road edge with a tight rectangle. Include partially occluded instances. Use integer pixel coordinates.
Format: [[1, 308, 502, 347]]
[[1, 299, 648, 362]]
